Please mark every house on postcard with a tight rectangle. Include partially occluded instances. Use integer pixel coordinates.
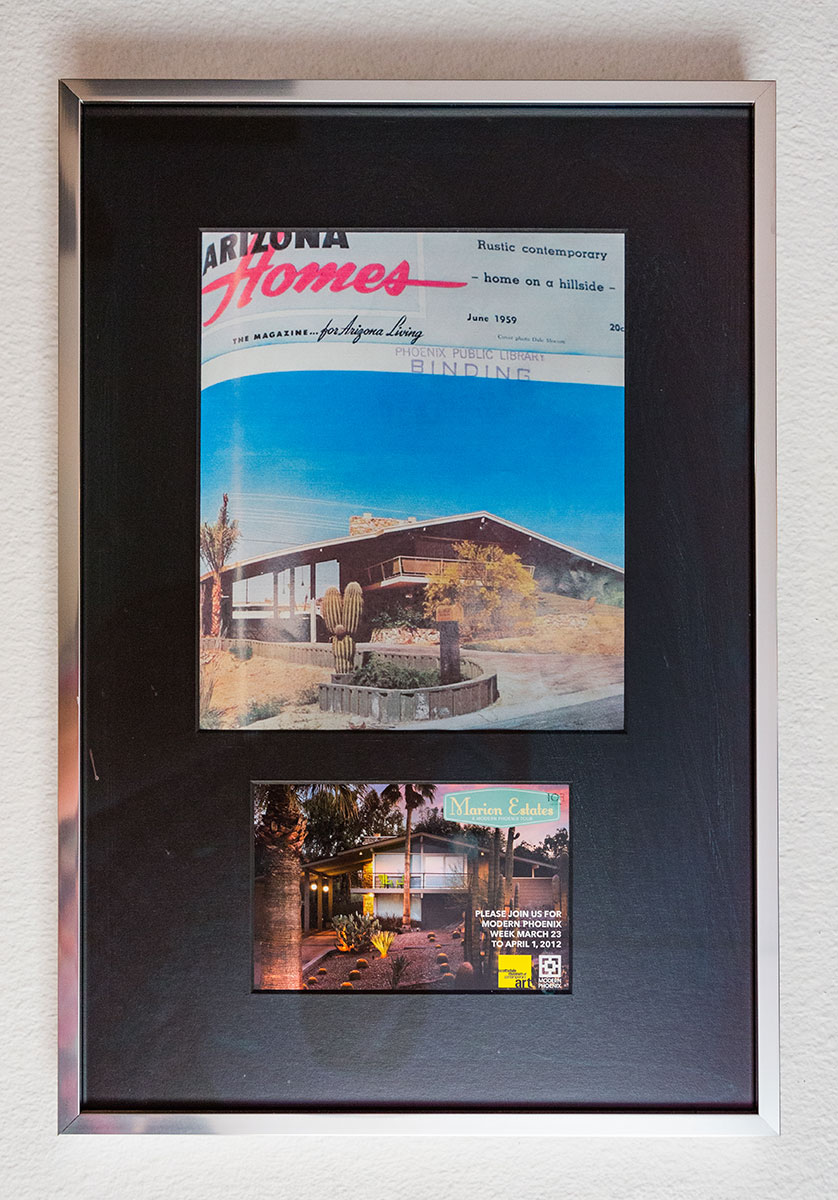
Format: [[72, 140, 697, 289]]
[[300, 831, 563, 931], [199, 510, 624, 638]]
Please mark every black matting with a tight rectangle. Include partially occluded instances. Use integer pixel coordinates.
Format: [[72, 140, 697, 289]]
[[79, 103, 755, 1111]]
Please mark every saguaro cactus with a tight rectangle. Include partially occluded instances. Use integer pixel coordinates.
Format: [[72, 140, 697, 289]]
[[321, 582, 364, 673]]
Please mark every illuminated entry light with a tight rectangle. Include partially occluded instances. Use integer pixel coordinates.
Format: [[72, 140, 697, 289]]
[[310, 883, 317, 891]]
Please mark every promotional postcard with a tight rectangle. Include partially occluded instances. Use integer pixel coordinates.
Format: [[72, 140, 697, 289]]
[[200, 230, 624, 730], [253, 782, 570, 994]]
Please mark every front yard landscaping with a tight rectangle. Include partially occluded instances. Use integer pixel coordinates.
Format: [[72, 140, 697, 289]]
[[304, 927, 467, 991]]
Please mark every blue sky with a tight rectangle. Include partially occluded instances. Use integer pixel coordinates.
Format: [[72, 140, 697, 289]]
[[201, 369, 624, 567]]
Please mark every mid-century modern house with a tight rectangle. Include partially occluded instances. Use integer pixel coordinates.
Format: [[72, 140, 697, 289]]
[[300, 831, 564, 931], [200, 510, 624, 638]]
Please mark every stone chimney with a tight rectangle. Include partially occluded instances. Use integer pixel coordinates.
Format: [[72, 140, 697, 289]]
[[349, 513, 408, 537]]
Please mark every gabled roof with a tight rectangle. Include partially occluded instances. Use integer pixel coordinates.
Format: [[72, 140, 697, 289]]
[[303, 830, 557, 874], [200, 510, 624, 583]]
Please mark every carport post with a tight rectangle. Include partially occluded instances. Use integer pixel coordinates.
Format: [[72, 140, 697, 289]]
[[303, 870, 310, 931], [309, 563, 317, 642]]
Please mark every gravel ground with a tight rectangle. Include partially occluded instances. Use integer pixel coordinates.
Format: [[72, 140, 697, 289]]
[[303, 927, 467, 991]]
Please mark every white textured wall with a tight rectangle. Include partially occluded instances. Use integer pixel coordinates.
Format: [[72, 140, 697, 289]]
[[1, 1, 836, 1195]]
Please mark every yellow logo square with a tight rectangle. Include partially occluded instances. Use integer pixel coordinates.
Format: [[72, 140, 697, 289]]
[[497, 954, 533, 989]]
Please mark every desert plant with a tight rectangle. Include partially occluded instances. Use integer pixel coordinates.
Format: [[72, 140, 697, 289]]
[[436, 952, 449, 964], [366, 595, 435, 630], [306, 976, 318, 986], [253, 783, 366, 990], [355, 958, 370, 970], [380, 784, 437, 930], [423, 539, 537, 638], [340, 981, 354, 989], [332, 915, 353, 952], [386, 953, 409, 991], [351, 659, 440, 689], [296, 682, 321, 706], [321, 581, 364, 673], [229, 642, 253, 661], [441, 972, 455, 984], [348, 969, 361, 980], [331, 913, 380, 953], [317, 966, 327, 974], [376, 915, 412, 932], [200, 493, 241, 636], [370, 930, 395, 958], [244, 695, 286, 724], [454, 962, 475, 989]]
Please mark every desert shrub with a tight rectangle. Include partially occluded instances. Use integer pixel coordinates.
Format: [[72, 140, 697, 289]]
[[317, 966, 327, 975], [229, 642, 253, 661], [244, 695, 286, 723], [441, 972, 455, 984], [306, 976, 318, 986], [423, 540, 537, 638], [454, 962, 475, 989], [351, 658, 440, 690], [332, 913, 380, 953], [386, 954, 409, 991], [348, 969, 361, 980], [355, 958, 370, 970], [340, 981, 354, 989], [366, 595, 434, 630], [371, 930, 395, 958], [296, 682, 321, 706], [436, 952, 449, 964], [376, 915, 409, 932]]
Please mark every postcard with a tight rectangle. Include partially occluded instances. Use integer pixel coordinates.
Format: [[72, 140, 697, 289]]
[[254, 782, 570, 993], [200, 230, 624, 729]]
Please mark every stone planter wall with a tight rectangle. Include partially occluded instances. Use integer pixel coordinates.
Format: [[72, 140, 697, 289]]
[[318, 668, 498, 724], [213, 638, 336, 668], [210, 641, 494, 723]]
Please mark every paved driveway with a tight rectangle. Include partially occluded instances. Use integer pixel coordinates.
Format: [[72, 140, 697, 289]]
[[365, 642, 624, 730]]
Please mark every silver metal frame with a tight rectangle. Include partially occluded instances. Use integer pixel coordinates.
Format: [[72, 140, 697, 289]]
[[58, 79, 777, 1135]]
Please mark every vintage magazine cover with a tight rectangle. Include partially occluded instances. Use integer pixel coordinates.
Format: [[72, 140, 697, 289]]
[[253, 783, 570, 994], [200, 230, 624, 730]]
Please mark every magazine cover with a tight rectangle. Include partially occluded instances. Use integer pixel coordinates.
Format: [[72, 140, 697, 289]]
[[253, 783, 570, 993], [200, 230, 624, 730]]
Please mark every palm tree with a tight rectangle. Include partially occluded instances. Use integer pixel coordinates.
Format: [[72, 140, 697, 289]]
[[200, 492, 241, 636], [254, 783, 363, 989], [381, 783, 436, 929]]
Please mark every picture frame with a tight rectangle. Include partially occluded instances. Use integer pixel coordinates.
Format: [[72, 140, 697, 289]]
[[58, 80, 777, 1134]]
